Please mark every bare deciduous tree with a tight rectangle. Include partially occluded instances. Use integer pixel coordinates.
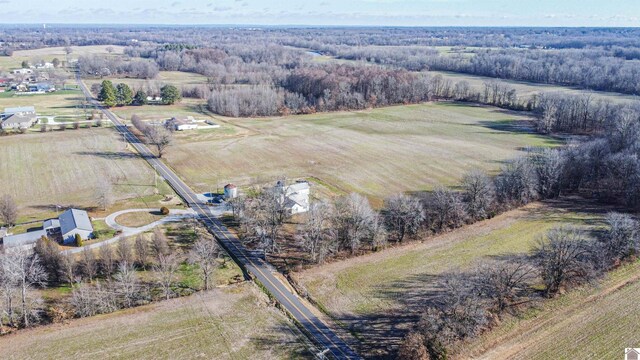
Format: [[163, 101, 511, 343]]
[[152, 228, 170, 261], [135, 234, 150, 267], [95, 177, 114, 211], [153, 253, 180, 300], [601, 212, 639, 263], [298, 201, 336, 264], [144, 126, 173, 158], [429, 186, 467, 231], [461, 169, 495, 221], [116, 237, 134, 266], [98, 245, 117, 276], [0, 194, 18, 226], [189, 236, 220, 291], [475, 260, 535, 313], [58, 253, 77, 285], [382, 194, 425, 242], [533, 227, 597, 297], [81, 247, 98, 282], [113, 262, 139, 308], [0, 251, 46, 327], [333, 193, 378, 253]]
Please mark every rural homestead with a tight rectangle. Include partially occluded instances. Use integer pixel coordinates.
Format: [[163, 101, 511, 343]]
[[0, 4, 639, 360]]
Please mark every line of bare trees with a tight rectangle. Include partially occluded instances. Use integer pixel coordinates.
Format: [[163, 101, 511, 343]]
[[0, 226, 224, 331], [399, 213, 639, 360]]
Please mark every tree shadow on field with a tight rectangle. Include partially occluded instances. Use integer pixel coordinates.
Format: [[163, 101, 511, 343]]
[[473, 120, 537, 135], [328, 273, 449, 359], [29, 204, 98, 213], [75, 150, 140, 160], [251, 323, 314, 358]]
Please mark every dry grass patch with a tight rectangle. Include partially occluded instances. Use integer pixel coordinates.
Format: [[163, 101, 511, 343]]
[[114, 210, 166, 227], [0, 128, 166, 217], [164, 102, 559, 204], [0, 284, 309, 360]]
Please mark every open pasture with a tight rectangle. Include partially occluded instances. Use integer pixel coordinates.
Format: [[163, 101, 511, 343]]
[[164, 102, 559, 205], [0, 129, 163, 217], [0, 284, 308, 360]]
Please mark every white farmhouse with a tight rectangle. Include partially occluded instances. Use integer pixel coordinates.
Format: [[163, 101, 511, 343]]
[[277, 181, 310, 215], [166, 116, 198, 131]]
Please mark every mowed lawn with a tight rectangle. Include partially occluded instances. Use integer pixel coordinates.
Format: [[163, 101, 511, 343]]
[[0, 129, 158, 215], [0, 284, 309, 360], [293, 199, 606, 357], [164, 102, 559, 203]]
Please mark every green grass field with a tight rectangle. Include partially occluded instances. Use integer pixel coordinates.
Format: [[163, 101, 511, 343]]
[[0, 284, 308, 360], [0, 128, 169, 217], [293, 199, 606, 357], [0, 90, 86, 117], [162, 102, 559, 205]]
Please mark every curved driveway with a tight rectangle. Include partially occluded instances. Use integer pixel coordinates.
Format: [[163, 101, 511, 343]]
[[77, 73, 360, 359], [61, 208, 196, 255]]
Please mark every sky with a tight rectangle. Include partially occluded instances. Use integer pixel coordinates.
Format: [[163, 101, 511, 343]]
[[0, 0, 638, 27]]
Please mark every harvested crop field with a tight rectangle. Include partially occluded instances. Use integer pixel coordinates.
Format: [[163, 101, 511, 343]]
[[0, 284, 309, 360], [164, 102, 560, 205], [0, 129, 160, 216], [293, 198, 607, 357]]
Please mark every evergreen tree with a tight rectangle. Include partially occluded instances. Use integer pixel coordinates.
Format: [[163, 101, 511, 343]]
[[160, 85, 181, 105], [75, 233, 83, 247], [99, 80, 117, 107], [116, 83, 133, 106], [134, 89, 148, 106]]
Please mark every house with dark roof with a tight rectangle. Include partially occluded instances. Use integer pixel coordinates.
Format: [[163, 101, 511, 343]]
[[59, 209, 94, 245]]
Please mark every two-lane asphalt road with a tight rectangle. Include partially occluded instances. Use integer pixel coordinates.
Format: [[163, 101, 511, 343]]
[[76, 74, 360, 359]]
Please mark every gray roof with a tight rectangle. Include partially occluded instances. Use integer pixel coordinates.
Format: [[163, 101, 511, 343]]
[[59, 209, 93, 236], [43, 219, 60, 230], [4, 106, 35, 115], [3, 113, 37, 126], [2, 229, 46, 248]]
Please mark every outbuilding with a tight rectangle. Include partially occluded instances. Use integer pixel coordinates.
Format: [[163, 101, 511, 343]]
[[224, 184, 238, 199]]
